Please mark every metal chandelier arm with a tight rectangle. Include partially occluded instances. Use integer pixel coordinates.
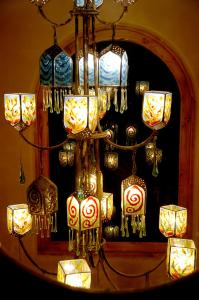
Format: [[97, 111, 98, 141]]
[[38, 5, 73, 27], [97, 121, 158, 151], [19, 130, 68, 151]]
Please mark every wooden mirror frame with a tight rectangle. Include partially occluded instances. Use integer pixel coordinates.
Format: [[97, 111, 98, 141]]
[[35, 25, 195, 255]]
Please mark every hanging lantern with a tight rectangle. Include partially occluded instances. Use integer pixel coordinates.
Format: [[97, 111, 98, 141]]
[[101, 192, 113, 221], [104, 151, 118, 170], [74, 0, 103, 8], [167, 238, 197, 279], [67, 191, 100, 257], [142, 90, 172, 130], [40, 44, 73, 113], [4, 93, 36, 131], [27, 175, 58, 238], [64, 95, 98, 134], [121, 175, 147, 238], [59, 141, 76, 167], [57, 259, 91, 289], [159, 205, 187, 238], [7, 204, 32, 236], [135, 81, 149, 96], [99, 44, 128, 113], [145, 142, 162, 165]]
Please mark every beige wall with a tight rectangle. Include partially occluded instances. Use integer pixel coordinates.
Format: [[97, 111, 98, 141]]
[[0, 0, 199, 290]]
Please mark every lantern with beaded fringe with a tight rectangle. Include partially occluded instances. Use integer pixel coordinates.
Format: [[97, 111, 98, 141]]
[[26, 175, 58, 238], [121, 175, 147, 238]]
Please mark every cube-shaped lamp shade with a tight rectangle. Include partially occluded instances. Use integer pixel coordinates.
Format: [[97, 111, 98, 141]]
[[167, 238, 197, 279], [159, 205, 187, 237], [67, 194, 100, 231], [4, 93, 36, 131], [64, 96, 98, 134], [101, 192, 113, 221], [57, 259, 91, 288], [142, 91, 172, 130], [7, 204, 32, 236]]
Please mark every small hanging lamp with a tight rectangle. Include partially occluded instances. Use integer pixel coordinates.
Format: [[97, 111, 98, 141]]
[[7, 204, 32, 237]]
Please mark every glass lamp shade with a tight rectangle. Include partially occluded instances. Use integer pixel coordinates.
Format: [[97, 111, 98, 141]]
[[135, 81, 149, 96], [27, 175, 58, 237], [67, 193, 100, 256], [167, 238, 197, 279], [142, 90, 172, 130], [64, 95, 98, 134], [74, 0, 103, 8], [104, 152, 118, 170], [57, 259, 91, 288], [4, 93, 36, 131], [79, 51, 99, 87], [101, 192, 113, 221], [121, 175, 147, 238], [7, 204, 32, 236], [159, 205, 187, 238]]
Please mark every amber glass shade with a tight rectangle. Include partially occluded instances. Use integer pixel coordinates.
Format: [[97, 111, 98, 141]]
[[7, 204, 32, 236], [64, 95, 98, 134], [4, 93, 36, 131], [159, 205, 187, 237], [167, 238, 197, 279], [142, 90, 172, 130], [57, 259, 91, 288]]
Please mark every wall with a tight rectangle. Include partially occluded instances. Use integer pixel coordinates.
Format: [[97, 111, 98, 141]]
[[0, 0, 199, 291]]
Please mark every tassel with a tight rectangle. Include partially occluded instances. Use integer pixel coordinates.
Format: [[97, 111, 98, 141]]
[[121, 213, 125, 237], [82, 232, 86, 258], [106, 87, 111, 110], [49, 89, 53, 113], [124, 88, 128, 111], [120, 88, 125, 113], [125, 216, 129, 237], [76, 231, 80, 257], [113, 88, 118, 112]]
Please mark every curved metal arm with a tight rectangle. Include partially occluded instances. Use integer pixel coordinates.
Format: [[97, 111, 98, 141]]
[[38, 6, 73, 27], [19, 130, 68, 151]]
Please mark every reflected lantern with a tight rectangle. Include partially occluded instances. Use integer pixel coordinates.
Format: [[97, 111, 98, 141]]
[[167, 238, 197, 279], [4, 93, 36, 131], [142, 90, 172, 130]]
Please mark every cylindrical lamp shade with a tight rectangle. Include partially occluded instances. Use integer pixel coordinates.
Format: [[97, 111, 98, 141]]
[[159, 205, 187, 237], [167, 238, 197, 279], [7, 204, 32, 236], [4, 93, 36, 131], [101, 192, 113, 221], [142, 91, 172, 130], [64, 96, 98, 134], [104, 152, 118, 170], [57, 259, 91, 288]]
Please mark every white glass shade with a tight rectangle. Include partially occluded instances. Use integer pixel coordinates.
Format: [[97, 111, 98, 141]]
[[4, 93, 36, 131], [79, 52, 99, 87], [64, 95, 98, 134], [7, 204, 32, 236], [74, 0, 103, 8], [142, 90, 172, 130], [101, 192, 113, 221], [159, 205, 187, 237], [57, 259, 91, 288], [167, 238, 196, 279]]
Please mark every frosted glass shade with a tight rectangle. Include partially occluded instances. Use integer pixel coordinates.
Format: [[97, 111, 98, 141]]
[[64, 96, 98, 134], [142, 90, 172, 130], [57, 259, 91, 288], [7, 204, 32, 236], [167, 238, 196, 279], [101, 192, 113, 221], [4, 93, 36, 131], [79, 52, 98, 87], [159, 205, 187, 237], [74, 0, 103, 8]]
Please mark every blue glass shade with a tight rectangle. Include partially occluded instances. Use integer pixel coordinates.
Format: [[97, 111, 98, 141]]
[[79, 52, 98, 86], [99, 45, 128, 87], [40, 44, 73, 87], [74, 0, 103, 8]]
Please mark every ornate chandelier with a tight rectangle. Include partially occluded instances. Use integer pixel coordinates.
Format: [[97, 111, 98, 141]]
[[4, 0, 197, 290]]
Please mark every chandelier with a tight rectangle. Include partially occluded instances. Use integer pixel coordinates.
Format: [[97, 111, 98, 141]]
[[4, 0, 197, 290]]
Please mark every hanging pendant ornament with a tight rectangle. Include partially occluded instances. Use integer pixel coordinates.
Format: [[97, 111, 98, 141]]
[[19, 161, 26, 184], [29, 0, 50, 7]]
